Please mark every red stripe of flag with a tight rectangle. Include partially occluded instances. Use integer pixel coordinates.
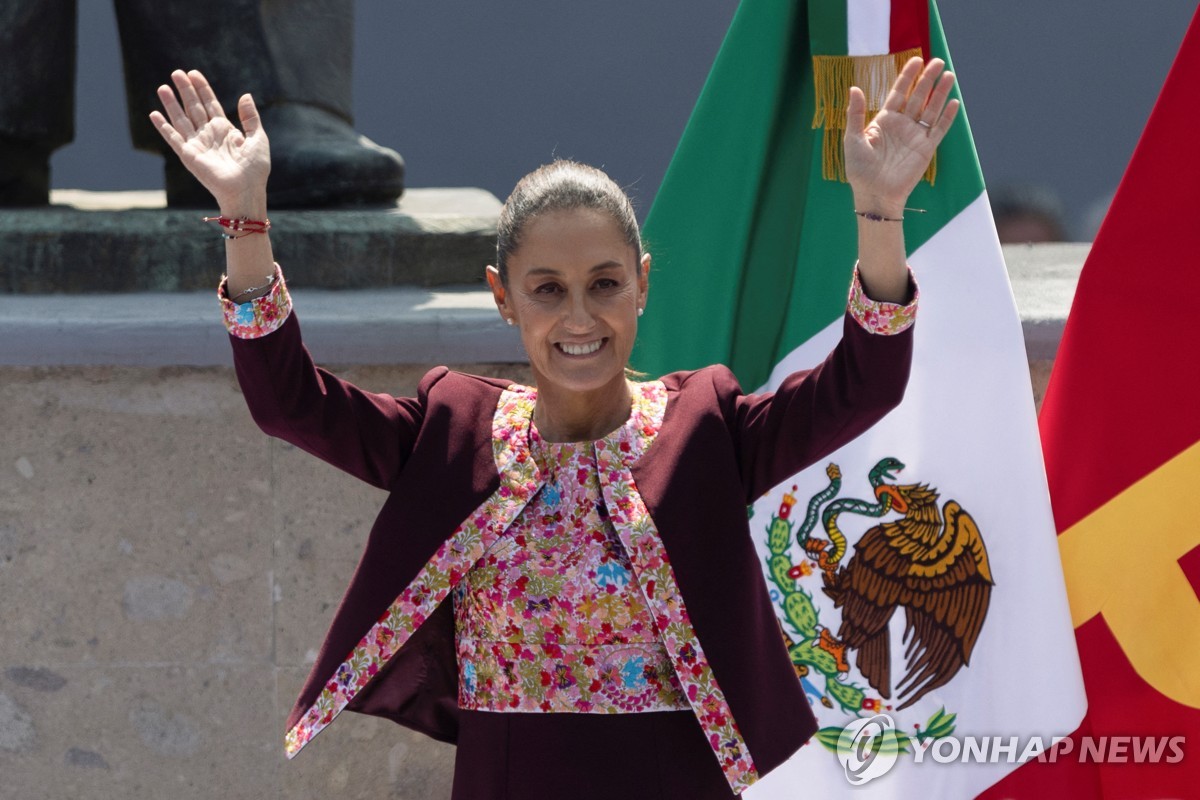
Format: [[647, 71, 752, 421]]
[[891, 0, 932, 60]]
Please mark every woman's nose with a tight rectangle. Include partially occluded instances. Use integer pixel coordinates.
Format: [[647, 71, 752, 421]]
[[562, 292, 595, 330]]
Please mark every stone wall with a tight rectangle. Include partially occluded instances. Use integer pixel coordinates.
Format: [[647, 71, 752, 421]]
[[0, 361, 537, 799]]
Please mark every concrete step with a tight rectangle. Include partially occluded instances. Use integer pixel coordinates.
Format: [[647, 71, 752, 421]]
[[0, 188, 501, 293]]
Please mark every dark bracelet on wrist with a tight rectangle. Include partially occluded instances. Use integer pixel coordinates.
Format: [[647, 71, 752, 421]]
[[853, 206, 927, 223]]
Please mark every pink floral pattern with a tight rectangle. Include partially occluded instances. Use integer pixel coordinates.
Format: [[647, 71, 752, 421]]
[[455, 420, 687, 714], [457, 641, 686, 714], [218, 263, 292, 338], [847, 264, 919, 335]]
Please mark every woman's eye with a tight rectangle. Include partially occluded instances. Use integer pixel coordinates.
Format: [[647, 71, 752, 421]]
[[594, 279, 619, 290], [534, 283, 561, 295]]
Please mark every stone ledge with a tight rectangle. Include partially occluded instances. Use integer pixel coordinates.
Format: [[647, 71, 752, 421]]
[[0, 240, 1089, 368], [1002, 242, 1090, 361], [0, 285, 524, 367], [0, 188, 502, 293]]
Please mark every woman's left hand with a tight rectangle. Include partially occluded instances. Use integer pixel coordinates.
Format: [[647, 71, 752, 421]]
[[844, 57, 960, 212]]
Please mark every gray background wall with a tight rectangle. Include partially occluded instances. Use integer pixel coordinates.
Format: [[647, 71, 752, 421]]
[[51, 1, 1197, 237]]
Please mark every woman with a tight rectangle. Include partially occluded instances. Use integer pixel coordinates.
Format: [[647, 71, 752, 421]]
[[151, 59, 957, 798]]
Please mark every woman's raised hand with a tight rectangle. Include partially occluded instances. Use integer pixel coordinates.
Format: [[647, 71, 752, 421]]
[[844, 57, 959, 214], [149, 70, 270, 211]]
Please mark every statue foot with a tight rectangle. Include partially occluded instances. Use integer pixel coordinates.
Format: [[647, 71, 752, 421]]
[[165, 104, 405, 209], [0, 137, 52, 207]]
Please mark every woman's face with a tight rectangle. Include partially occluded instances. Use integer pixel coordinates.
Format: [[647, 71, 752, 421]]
[[488, 208, 649, 400]]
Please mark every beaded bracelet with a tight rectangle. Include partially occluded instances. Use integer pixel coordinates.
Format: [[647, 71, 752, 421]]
[[203, 215, 271, 239], [855, 210, 904, 222], [854, 207, 927, 223]]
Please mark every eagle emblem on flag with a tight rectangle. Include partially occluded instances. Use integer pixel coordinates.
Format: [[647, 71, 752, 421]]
[[762, 458, 994, 750]]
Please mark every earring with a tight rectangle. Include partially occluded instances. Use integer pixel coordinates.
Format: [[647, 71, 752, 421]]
[[506, 318, 515, 326], [637, 308, 644, 317]]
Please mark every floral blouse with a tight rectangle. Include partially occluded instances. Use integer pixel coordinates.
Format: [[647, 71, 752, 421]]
[[453, 419, 690, 714]]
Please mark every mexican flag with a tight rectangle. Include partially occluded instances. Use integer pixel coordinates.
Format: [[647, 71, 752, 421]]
[[981, 6, 1200, 798], [632, 0, 1087, 795]]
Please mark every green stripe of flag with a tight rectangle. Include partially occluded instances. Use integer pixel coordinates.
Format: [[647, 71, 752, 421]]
[[808, 0, 849, 56], [633, 0, 804, 379]]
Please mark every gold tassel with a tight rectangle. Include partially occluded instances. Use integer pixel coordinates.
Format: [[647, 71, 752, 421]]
[[812, 48, 936, 185]]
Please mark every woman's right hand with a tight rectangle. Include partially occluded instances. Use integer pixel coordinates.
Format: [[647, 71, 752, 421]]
[[149, 70, 270, 212]]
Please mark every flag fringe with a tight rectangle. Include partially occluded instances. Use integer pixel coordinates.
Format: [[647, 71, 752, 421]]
[[812, 48, 937, 185]]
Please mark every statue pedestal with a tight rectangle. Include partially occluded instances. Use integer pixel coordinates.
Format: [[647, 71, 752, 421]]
[[0, 188, 501, 292]]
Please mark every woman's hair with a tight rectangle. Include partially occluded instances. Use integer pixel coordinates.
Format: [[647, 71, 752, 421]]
[[496, 160, 642, 283]]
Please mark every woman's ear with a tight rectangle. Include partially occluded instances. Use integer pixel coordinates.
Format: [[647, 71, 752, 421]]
[[486, 266, 512, 324], [638, 253, 651, 311]]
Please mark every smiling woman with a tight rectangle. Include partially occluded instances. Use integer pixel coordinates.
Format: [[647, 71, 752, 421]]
[[150, 57, 951, 798]]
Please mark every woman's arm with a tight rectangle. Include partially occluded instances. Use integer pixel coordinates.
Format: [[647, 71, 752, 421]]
[[729, 307, 914, 503], [845, 57, 959, 302], [231, 317, 437, 490], [150, 70, 426, 489]]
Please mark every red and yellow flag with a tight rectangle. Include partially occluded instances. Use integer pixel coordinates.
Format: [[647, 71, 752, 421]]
[[984, 6, 1200, 797]]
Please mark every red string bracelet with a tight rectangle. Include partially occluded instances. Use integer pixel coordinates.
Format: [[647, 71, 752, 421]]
[[203, 215, 271, 239]]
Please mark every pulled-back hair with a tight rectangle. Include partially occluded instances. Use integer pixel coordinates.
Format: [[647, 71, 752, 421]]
[[496, 160, 642, 283]]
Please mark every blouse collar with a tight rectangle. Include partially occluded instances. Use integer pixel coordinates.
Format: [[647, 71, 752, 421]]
[[493, 381, 667, 479]]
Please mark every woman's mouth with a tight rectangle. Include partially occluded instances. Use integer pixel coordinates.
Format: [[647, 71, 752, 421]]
[[556, 339, 605, 356]]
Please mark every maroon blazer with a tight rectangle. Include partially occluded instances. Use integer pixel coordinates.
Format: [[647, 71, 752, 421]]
[[229, 308, 912, 787]]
